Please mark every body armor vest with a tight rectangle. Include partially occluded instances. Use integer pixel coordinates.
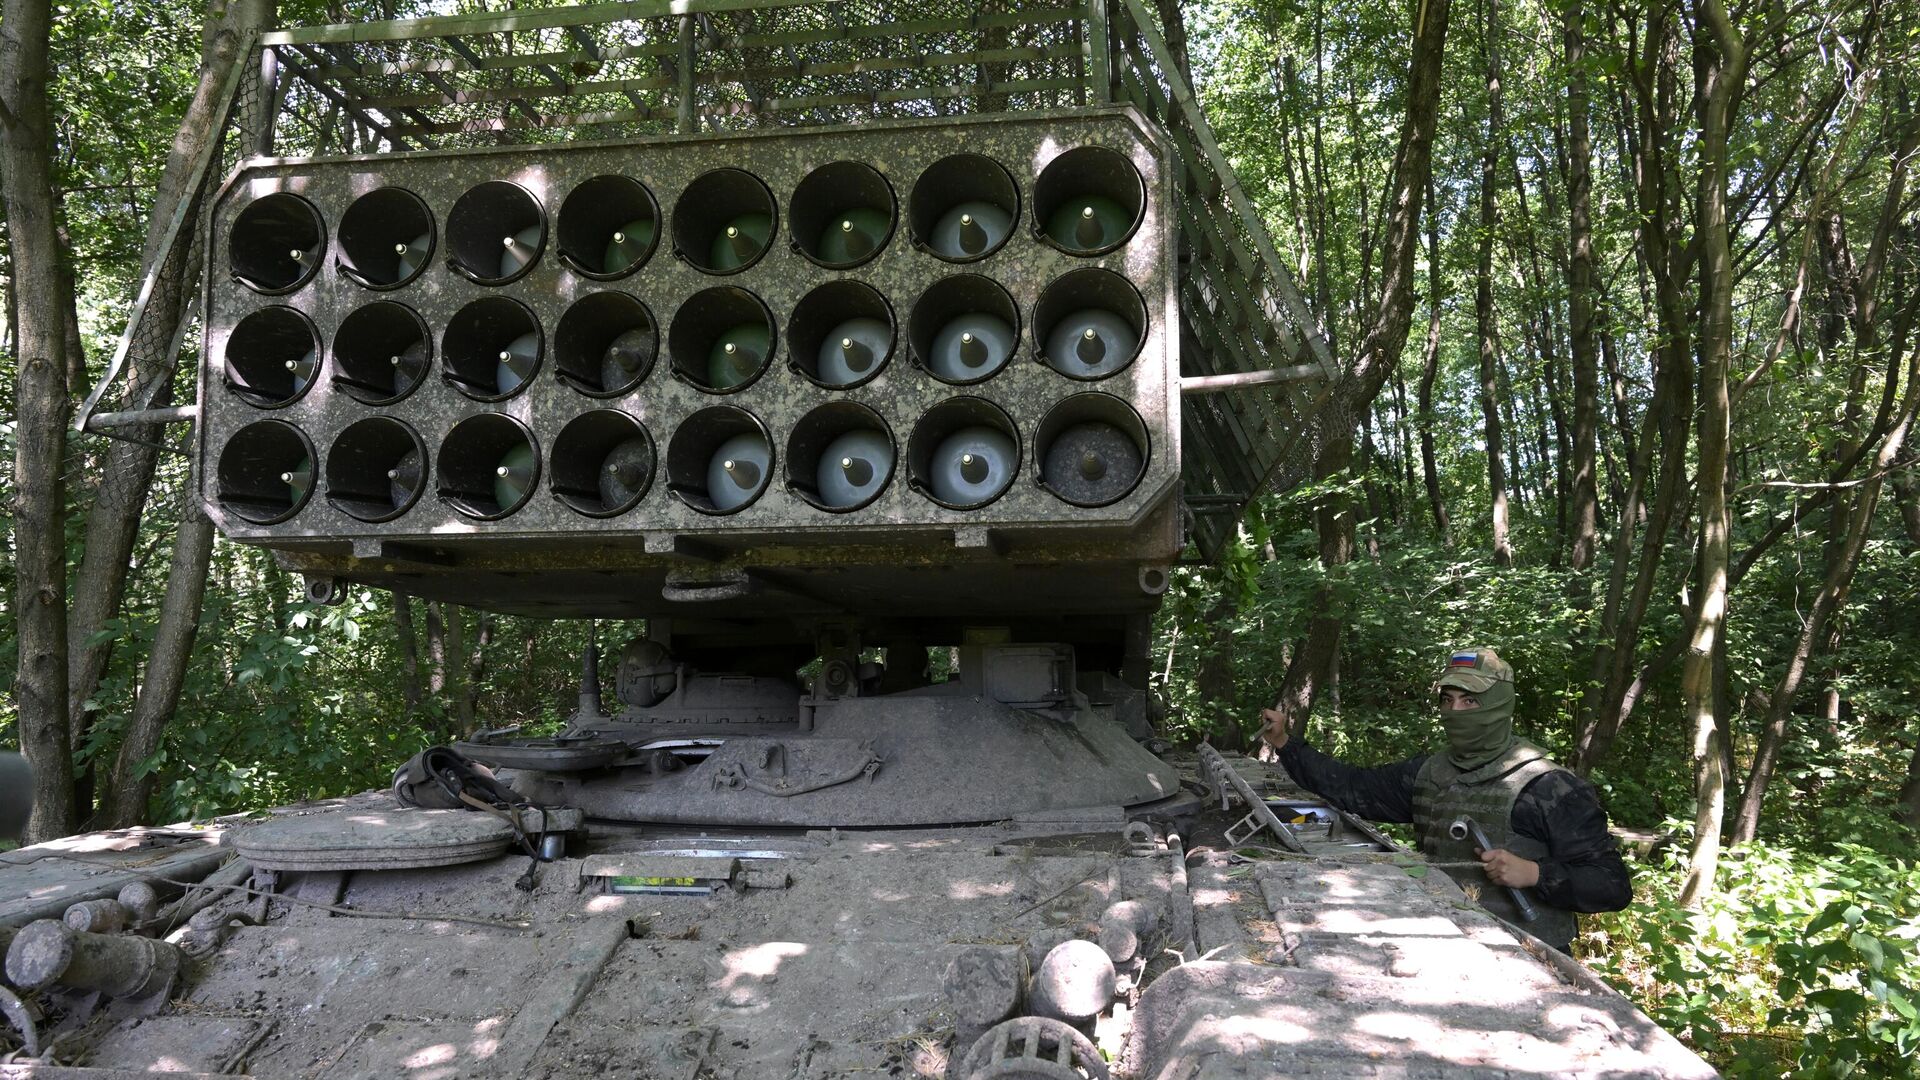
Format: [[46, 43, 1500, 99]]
[[1411, 740, 1578, 950]]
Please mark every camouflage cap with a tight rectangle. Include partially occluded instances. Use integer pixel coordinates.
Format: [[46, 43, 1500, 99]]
[[1433, 647, 1515, 694]]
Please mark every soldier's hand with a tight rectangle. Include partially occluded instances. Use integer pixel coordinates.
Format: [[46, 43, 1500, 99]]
[[1258, 708, 1288, 752], [1477, 847, 1540, 889]]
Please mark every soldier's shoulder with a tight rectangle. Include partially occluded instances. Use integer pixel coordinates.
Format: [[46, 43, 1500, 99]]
[[1516, 761, 1599, 807]]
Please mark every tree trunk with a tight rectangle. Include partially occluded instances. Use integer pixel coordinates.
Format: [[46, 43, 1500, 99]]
[[1573, 6, 1694, 772], [263, 555, 290, 637], [65, 0, 254, 795], [3, 0, 77, 842], [1731, 287, 1919, 847], [1564, 0, 1601, 572], [1601, 327, 1638, 479], [444, 607, 473, 738], [1899, 732, 1920, 828], [1476, 0, 1513, 568], [1573, 380, 1655, 763], [393, 593, 423, 713], [101, 510, 216, 828], [1196, 588, 1241, 750], [1679, 0, 1744, 909], [1418, 172, 1450, 542], [1895, 468, 1920, 546], [1268, 0, 1453, 732], [426, 602, 449, 697], [466, 612, 495, 729]]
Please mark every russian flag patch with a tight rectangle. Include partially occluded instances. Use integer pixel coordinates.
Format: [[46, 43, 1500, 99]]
[[1450, 652, 1479, 668]]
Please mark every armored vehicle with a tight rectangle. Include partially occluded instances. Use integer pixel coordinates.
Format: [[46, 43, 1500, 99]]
[[5, 1, 1717, 1076]]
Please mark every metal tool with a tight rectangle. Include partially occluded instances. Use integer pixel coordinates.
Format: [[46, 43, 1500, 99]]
[[1448, 816, 1538, 922], [1196, 744, 1306, 853]]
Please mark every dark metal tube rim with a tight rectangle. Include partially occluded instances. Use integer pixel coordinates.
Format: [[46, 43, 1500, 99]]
[[445, 179, 547, 285], [336, 185, 436, 290], [325, 416, 428, 523], [784, 401, 896, 513], [786, 280, 896, 390], [551, 409, 655, 518], [789, 160, 899, 270], [230, 192, 327, 295], [557, 174, 662, 281]]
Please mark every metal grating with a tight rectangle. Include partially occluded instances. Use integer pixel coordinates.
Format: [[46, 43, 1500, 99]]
[[79, 0, 1332, 563], [1107, 0, 1332, 558], [256, 0, 1095, 151]]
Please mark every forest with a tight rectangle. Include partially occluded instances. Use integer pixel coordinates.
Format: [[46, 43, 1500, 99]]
[[3, 0, 1918, 1074]]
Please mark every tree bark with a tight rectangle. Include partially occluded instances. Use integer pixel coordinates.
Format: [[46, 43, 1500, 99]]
[[393, 593, 423, 713], [101, 510, 216, 828], [1196, 588, 1241, 750], [1564, 0, 1601, 572], [1895, 468, 1920, 546], [3, 0, 77, 842], [426, 602, 448, 697], [1418, 172, 1450, 542], [1731, 235, 1919, 847], [1268, 0, 1453, 733], [65, 0, 255, 791], [1476, 0, 1514, 568], [444, 607, 473, 738], [466, 612, 495, 728], [1900, 731, 1920, 829], [1573, 5, 1694, 772], [1679, 0, 1744, 909]]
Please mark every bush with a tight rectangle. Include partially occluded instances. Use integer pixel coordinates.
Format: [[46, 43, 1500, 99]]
[[1584, 836, 1920, 1078]]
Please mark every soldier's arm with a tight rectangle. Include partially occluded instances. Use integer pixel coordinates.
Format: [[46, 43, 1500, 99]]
[[1273, 739, 1423, 824], [1511, 771, 1633, 913]]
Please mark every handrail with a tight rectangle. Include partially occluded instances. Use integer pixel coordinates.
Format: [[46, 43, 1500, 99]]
[[72, 31, 259, 437]]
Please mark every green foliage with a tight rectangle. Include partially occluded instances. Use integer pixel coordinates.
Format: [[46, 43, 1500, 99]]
[[1155, 492, 1599, 762], [1585, 839, 1920, 1077]]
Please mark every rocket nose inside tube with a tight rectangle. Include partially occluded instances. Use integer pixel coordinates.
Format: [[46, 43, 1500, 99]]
[[910, 275, 1019, 385], [332, 301, 431, 405], [667, 405, 774, 515], [223, 306, 321, 408], [1034, 267, 1147, 380], [325, 416, 428, 523], [337, 186, 434, 289], [446, 180, 546, 284], [788, 280, 894, 389], [791, 160, 896, 269], [217, 420, 317, 525], [786, 401, 894, 512], [674, 168, 776, 274], [442, 296, 542, 401], [552, 409, 655, 517], [558, 174, 660, 279], [1035, 393, 1149, 508], [909, 153, 1019, 262], [556, 292, 657, 397], [437, 413, 540, 520], [1034, 145, 1145, 257], [907, 396, 1020, 510], [230, 192, 325, 294], [669, 287, 775, 393]]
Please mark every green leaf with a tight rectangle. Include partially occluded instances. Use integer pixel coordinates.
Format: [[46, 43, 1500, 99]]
[[1851, 933, 1887, 972]]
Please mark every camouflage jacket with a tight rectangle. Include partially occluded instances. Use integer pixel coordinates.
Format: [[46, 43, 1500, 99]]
[[1275, 738, 1633, 915]]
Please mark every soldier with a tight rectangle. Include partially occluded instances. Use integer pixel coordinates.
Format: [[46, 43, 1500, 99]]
[[1257, 647, 1630, 951]]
